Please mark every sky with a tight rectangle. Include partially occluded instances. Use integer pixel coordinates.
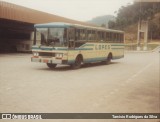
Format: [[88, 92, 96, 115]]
[[2, 0, 133, 21]]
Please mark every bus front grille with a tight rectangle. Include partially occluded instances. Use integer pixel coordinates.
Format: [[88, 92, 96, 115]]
[[39, 52, 55, 57]]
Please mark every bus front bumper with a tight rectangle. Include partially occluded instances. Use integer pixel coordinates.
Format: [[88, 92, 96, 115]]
[[31, 57, 68, 64]]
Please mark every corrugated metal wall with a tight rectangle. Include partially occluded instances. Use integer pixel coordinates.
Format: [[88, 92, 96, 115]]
[[0, 1, 93, 26]]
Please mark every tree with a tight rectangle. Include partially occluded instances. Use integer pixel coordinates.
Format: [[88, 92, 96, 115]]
[[108, 21, 116, 29], [101, 24, 106, 28]]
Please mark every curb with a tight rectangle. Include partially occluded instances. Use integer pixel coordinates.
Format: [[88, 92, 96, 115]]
[[125, 46, 160, 53]]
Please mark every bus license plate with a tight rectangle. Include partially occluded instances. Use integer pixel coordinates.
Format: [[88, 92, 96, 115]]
[[43, 59, 48, 63]]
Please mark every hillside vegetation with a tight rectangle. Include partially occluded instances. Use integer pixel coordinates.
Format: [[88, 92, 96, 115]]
[[108, 2, 160, 42], [87, 15, 115, 27]]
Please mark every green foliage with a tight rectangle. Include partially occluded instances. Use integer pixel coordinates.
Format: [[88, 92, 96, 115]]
[[87, 15, 115, 26], [149, 21, 160, 39], [108, 2, 160, 39], [101, 23, 106, 28], [108, 21, 116, 28]]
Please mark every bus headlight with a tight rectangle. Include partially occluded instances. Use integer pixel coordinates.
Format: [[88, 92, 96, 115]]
[[33, 52, 39, 56], [56, 53, 63, 58]]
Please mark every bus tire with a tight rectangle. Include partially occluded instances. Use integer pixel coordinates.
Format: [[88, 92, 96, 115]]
[[102, 53, 112, 65], [71, 55, 83, 69], [47, 63, 57, 69], [106, 53, 112, 64]]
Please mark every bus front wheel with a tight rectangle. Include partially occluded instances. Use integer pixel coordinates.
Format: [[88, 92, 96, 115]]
[[47, 63, 57, 69], [71, 56, 82, 69]]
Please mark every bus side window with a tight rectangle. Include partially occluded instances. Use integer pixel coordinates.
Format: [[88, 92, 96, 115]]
[[120, 34, 124, 43], [35, 31, 41, 45], [63, 28, 68, 46], [115, 33, 118, 42], [101, 31, 106, 42], [92, 30, 96, 41], [97, 31, 101, 41], [87, 30, 91, 41], [117, 33, 119, 42], [110, 32, 112, 42], [84, 29, 87, 40], [119, 33, 122, 43], [81, 29, 85, 40], [113, 33, 116, 42], [106, 32, 109, 42], [109, 32, 112, 42], [112, 33, 115, 42], [68, 28, 75, 48], [75, 29, 86, 47], [119, 34, 121, 43], [75, 29, 80, 41], [41, 34, 47, 45], [69, 40, 74, 48]]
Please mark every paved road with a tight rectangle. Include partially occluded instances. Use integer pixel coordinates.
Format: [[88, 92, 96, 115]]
[[0, 51, 159, 122]]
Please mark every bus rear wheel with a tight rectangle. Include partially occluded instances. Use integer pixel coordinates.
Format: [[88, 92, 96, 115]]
[[102, 53, 112, 65], [106, 53, 112, 64], [47, 63, 57, 69], [106, 56, 111, 64], [71, 56, 82, 69]]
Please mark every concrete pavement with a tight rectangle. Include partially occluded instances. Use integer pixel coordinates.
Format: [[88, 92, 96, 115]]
[[0, 51, 159, 122]]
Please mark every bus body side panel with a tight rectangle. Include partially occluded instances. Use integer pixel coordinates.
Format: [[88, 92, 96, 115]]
[[80, 43, 111, 63], [67, 50, 80, 64], [111, 43, 124, 60]]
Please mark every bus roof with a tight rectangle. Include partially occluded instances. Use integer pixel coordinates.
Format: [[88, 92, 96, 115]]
[[34, 22, 73, 28], [34, 22, 124, 33]]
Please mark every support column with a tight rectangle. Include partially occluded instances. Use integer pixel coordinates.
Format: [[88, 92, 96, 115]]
[[143, 21, 148, 51], [137, 20, 148, 51], [137, 21, 141, 51]]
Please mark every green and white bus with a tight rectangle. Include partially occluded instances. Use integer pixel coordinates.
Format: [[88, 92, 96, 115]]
[[31, 22, 124, 69]]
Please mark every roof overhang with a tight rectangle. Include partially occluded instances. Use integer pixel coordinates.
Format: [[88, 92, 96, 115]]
[[0, 1, 96, 27]]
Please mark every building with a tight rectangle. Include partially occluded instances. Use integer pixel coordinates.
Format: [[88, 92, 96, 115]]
[[0, 1, 94, 52]]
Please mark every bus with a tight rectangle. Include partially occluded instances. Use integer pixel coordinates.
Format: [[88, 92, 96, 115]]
[[31, 22, 124, 69]]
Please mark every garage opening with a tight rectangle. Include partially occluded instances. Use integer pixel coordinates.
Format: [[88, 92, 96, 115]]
[[0, 18, 34, 53]]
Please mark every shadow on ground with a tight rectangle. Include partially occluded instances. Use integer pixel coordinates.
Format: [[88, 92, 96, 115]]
[[34, 62, 119, 72]]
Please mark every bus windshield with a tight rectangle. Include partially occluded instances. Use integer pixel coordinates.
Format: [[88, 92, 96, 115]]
[[36, 28, 67, 47]]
